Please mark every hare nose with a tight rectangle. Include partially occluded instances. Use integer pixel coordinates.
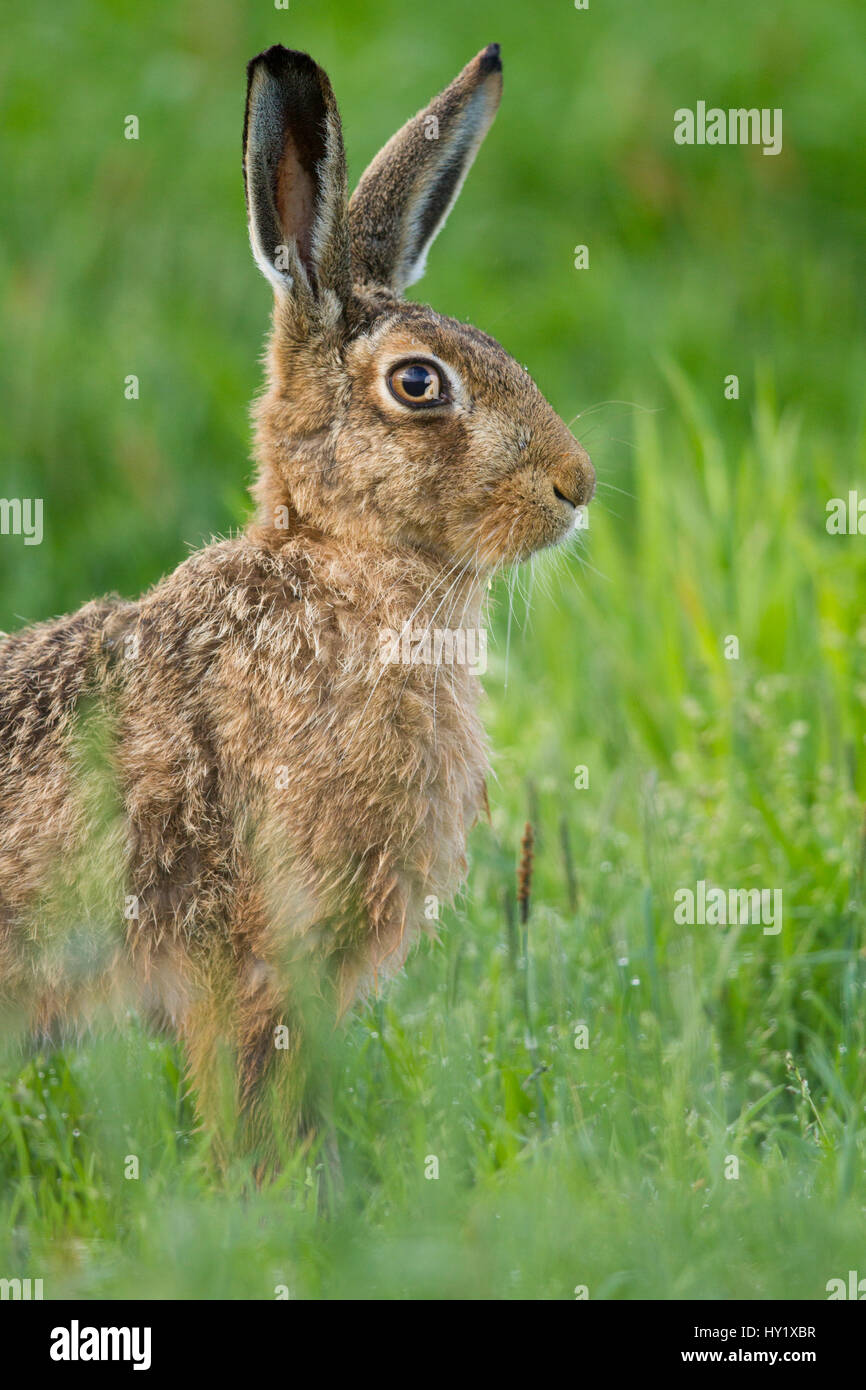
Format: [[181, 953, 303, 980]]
[[552, 444, 595, 509]]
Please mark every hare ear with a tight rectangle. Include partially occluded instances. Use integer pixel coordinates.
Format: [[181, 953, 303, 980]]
[[243, 46, 352, 306], [349, 44, 503, 294]]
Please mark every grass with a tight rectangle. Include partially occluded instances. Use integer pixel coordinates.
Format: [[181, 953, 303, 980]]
[[1, 0, 866, 1299]]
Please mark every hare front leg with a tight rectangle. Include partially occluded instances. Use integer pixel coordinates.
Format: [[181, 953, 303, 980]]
[[237, 962, 315, 1165], [181, 936, 341, 1190], [237, 956, 345, 1203]]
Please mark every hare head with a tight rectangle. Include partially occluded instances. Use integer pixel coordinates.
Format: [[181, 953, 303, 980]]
[[244, 44, 594, 571]]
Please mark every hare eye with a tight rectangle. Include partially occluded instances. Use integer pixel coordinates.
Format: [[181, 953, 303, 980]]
[[387, 361, 447, 408]]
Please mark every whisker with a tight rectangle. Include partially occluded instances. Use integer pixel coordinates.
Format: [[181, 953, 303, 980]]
[[566, 398, 662, 429], [594, 479, 636, 500]]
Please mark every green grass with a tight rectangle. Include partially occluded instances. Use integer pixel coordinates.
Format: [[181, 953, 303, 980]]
[[2, 0, 866, 1298]]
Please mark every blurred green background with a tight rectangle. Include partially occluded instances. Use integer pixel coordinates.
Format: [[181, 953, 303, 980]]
[[2, 0, 866, 1299]]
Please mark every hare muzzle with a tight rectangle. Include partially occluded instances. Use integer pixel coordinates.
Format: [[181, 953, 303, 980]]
[[551, 443, 596, 515]]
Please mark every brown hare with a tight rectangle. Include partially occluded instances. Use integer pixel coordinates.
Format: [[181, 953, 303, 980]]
[[0, 44, 594, 1170]]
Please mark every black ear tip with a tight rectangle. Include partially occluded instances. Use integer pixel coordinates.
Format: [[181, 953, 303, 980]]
[[247, 44, 286, 79], [479, 42, 502, 74], [247, 45, 320, 82]]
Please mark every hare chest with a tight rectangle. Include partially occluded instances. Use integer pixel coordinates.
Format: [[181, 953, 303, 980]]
[[166, 542, 492, 996]]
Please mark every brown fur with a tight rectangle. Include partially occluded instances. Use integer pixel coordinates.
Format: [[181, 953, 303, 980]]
[[0, 45, 594, 1168]]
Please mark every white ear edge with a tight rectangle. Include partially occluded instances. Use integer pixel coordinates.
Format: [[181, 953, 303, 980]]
[[402, 249, 429, 290], [249, 233, 296, 293], [249, 216, 314, 295]]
